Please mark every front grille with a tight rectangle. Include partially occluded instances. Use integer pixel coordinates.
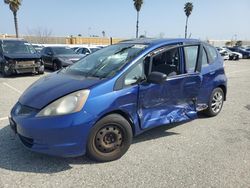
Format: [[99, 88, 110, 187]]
[[16, 61, 35, 66], [19, 134, 34, 148]]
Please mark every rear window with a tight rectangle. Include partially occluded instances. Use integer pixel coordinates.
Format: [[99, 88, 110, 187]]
[[206, 45, 218, 63]]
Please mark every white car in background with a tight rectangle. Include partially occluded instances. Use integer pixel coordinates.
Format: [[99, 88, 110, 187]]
[[222, 47, 243, 59], [76, 47, 101, 56]]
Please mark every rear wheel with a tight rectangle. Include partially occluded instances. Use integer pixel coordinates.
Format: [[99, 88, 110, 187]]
[[204, 88, 224, 117], [87, 114, 133, 162]]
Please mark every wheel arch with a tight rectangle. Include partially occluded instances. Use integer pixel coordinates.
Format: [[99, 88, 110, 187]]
[[217, 84, 227, 101], [95, 110, 136, 136]]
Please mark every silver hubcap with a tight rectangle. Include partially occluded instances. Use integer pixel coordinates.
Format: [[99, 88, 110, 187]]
[[211, 91, 223, 113]]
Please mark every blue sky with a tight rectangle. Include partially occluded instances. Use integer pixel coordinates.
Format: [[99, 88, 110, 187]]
[[1, 0, 250, 40]]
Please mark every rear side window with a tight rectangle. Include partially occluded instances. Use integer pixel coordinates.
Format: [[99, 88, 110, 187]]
[[206, 45, 217, 63], [184, 46, 199, 72], [202, 48, 209, 66]]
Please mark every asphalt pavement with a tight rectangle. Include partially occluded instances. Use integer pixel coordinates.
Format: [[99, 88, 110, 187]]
[[0, 60, 249, 188]]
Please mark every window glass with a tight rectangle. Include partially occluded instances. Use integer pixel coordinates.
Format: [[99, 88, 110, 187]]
[[206, 45, 217, 62], [65, 43, 148, 79], [52, 47, 76, 55], [124, 63, 144, 86], [151, 48, 180, 76], [2, 41, 36, 54], [82, 48, 90, 54], [184, 46, 199, 72], [202, 48, 208, 66]]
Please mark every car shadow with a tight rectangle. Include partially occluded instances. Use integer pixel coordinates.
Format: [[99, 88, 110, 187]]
[[0, 121, 184, 174], [133, 122, 181, 144], [0, 125, 94, 174]]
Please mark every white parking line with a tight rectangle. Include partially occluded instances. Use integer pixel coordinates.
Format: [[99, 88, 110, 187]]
[[2, 82, 22, 94], [0, 117, 8, 121]]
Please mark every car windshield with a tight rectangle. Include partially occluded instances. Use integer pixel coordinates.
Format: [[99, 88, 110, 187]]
[[2, 41, 36, 54], [64, 43, 148, 78], [52, 47, 76, 55], [90, 48, 100, 53]]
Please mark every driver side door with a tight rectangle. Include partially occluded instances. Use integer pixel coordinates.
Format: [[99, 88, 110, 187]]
[[138, 44, 202, 130]]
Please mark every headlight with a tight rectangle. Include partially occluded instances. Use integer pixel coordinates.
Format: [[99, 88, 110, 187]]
[[35, 59, 42, 66], [37, 90, 90, 117]]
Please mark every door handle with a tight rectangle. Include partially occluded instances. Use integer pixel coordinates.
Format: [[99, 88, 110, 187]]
[[209, 71, 215, 75], [184, 81, 196, 86]]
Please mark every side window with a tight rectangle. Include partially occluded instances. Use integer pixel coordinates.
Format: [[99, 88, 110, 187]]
[[42, 48, 48, 55], [47, 48, 53, 55], [124, 63, 144, 86], [82, 48, 90, 54], [206, 45, 217, 63], [202, 48, 208, 66], [184, 46, 199, 72], [151, 48, 180, 76]]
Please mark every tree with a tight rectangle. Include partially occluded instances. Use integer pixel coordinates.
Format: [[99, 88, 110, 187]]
[[102, 31, 106, 37], [4, 0, 22, 38], [26, 27, 53, 44], [235, 40, 243, 47], [225, 41, 232, 46], [133, 0, 143, 38], [184, 2, 193, 39]]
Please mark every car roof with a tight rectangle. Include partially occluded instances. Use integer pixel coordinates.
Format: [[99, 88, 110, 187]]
[[45, 46, 71, 49], [119, 38, 201, 47]]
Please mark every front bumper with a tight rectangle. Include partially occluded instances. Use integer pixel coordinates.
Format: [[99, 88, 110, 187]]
[[10, 104, 95, 157], [6, 63, 43, 74]]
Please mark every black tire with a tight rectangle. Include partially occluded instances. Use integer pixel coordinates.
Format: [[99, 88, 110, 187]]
[[204, 88, 224, 117], [52, 61, 61, 71], [87, 114, 133, 162]]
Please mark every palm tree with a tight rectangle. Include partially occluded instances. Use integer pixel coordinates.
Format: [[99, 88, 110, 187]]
[[133, 0, 143, 38], [4, 0, 22, 38], [184, 2, 193, 39]]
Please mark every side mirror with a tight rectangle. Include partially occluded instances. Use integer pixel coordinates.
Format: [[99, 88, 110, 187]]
[[147, 72, 167, 84], [47, 52, 52, 56]]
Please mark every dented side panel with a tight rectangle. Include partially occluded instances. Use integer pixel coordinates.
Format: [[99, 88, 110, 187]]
[[138, 73, 202, 130]]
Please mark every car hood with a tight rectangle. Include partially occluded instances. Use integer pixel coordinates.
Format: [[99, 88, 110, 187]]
[[19, 72, 103, 109], [4, 53, 40, 60]]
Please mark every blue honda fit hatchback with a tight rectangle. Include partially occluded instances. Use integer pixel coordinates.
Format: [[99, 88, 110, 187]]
[[10, 38, 227, 162]]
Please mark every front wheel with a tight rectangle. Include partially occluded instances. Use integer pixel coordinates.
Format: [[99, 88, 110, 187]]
[[204, 88, 224, 117], [87, 114, 133, 162], [1, 64, 12, 77], [52, 61, 62, 71]]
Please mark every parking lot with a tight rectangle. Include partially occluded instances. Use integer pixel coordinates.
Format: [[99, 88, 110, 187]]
[[0, 60, 250, 187]]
